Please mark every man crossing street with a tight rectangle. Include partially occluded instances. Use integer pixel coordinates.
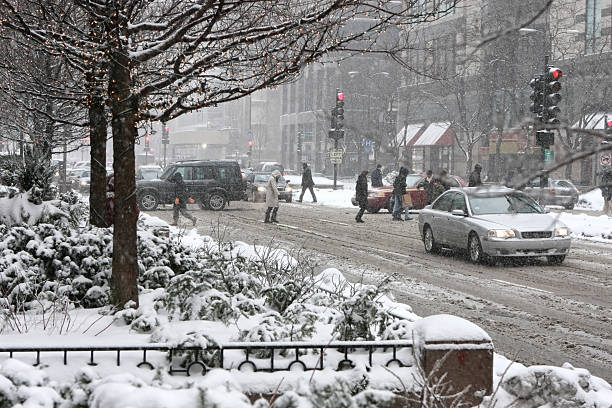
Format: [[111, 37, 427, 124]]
[[298, 162, 317, 203]]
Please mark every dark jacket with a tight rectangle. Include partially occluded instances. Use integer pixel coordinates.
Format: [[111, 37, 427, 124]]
[[172, 174, 189, 208], [393, 169, 408, 196], [301, 167, 314, 187], [431, 180, 446, 202], [417, 177, 435, 204], [371, 168, 383, 187], [355, 171, 368, 207], [468, 170, 482, 187], [601, 167, 612, 199]]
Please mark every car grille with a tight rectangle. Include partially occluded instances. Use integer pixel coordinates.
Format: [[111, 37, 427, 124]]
[[521, 231, 552, 239]]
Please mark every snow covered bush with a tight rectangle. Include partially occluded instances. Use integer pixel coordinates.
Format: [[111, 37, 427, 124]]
[[151, 328, 221, 369], [0, 359, 61, 408], [334, 284, 390, 341]]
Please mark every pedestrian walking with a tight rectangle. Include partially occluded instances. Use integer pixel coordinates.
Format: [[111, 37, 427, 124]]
[[417, 170, 435, 204], [371, 164, 383, 187], [297, 162, 317, 203], [170, 173, 196, 226], [392, 167, 409, 221], [468, 164, 483, 187], [600, 166, 612, 216], [265, 169, 281, 223], [355, 170, 369, 223]]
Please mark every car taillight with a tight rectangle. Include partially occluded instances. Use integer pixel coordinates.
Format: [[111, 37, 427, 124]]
[[549, 189, 556, 194]]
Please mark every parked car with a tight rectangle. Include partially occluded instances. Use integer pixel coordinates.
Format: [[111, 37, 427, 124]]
[[136, 160, 246, 211], [418, 187, 571, 265], [523, 178, 580, 209], [254, 162, 285, 175], [73, 161, 90, 169], [136, 165, 163, 180], [245, 172, 293, 203], [351, 173, 466, 213], [73, 170, 91, 193]]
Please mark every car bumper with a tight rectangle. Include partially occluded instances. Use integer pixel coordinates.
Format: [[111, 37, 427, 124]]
[[481, 236, 571, 257]]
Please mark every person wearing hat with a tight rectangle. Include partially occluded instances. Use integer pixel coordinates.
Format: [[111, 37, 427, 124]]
[[297, 162, 317, 203], [170, 172, 196, 226], [469, 164, 483, 187], [265, 169, 282, 223]]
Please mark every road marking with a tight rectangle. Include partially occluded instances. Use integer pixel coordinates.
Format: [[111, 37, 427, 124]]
[[276, 223, 332, 239], [492, 279, 553, 294], [320, 219, 349, 226]]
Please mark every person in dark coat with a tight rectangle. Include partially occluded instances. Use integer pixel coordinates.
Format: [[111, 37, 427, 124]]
[[355, 170, 369, 223], [600, 166, 612, 216], [371, 164, 383, 187], [392, 167, 409, 220], [298, 162, 317, 203], [417, 169, 435, 204], [468, 164, 483, 187], [431, 178, 446, 202], [171, 172, 196, 226], [439, 169, 451, 191]]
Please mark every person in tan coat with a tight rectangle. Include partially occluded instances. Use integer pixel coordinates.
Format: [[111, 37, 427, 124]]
[[264, 170, 281, 223]]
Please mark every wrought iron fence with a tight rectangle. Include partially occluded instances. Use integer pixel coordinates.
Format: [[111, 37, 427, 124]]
[[0, 340, 415, 376]]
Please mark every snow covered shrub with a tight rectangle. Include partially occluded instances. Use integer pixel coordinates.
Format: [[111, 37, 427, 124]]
[[261, 280, 304, 314], [141, 266, 175, 289], [237, 312, 290, 358], [163, 271, 213, 318], [334, 284, 390, 341], [58, 367, 99, 408], [155, 330, 221, 369], [0, 359, 61, 408], [353, 389, 397, 408], [115, 300, 160, 333], [232, 293, 266, 316], [282, 303, 318, 341], [381, 320, 413, 340], [309, 376, 364, 408]]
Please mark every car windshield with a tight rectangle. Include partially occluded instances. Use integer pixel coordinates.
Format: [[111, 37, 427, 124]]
[[254, 175, 285, 183], [159, 167, 175, 180], [469, 192, 544, 215], [140, 169, 161, 179], [406, 175, 422, 187]]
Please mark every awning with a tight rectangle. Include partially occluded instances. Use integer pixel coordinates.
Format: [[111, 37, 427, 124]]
[[412, 122, 454, 146], [573, 112, 611, 129], [394, 123, 424, 146]]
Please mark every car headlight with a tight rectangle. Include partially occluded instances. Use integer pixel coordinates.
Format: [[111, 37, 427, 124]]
[[286, 186, 293, 192], [488, 229, 516, 239], [257, 186, 265, 192], [555, 227, 569, 237], [80, 180, 88, 186]]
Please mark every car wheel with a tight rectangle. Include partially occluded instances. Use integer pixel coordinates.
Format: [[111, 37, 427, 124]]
[[468, 232, 486, 264], [564, 203, 574, 210], [547, 255, 565, 265], [139, 192, 159, 211], [423, 225, 440, 254], [366, 207, 380, 214], [208, 192, 226, 211]]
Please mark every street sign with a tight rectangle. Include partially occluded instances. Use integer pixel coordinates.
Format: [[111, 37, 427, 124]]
[[601, 154, 611, 167], [364, 138, 373, 153], [161, 139, 169, 145], [544, 149, 554, 162], [329, 148, 343, 164]]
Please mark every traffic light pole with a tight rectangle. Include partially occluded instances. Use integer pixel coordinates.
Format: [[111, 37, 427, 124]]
[[540, 55, 550, 190], [333, 137, 338, 190]]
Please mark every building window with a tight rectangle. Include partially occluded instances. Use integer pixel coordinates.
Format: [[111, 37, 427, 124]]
[[586, 0, 602, 54], [412, 148, 424, 172]]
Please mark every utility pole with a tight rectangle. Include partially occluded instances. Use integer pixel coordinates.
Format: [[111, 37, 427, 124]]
[[329, 89, 345, 190]]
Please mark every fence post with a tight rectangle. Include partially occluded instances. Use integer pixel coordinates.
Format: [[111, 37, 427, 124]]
[[413, 314, 494, 406]]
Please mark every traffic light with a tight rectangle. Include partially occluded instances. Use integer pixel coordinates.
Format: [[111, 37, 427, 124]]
[[335, 92, 345, 130], [605, 115, 612, 135], [297, 131, 303, 158], [529, 76, 544, 121], [145, 136, 151, 151], [161, 124, 170, 144], [542, 67, 562, 126]]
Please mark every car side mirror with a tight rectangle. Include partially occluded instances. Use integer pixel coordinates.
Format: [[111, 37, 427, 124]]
[[451, 209, 467, 217]]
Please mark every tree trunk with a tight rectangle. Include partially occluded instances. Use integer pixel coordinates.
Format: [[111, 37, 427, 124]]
[[88, 94, 108, 226], [108, 0, 139, 308], [87, 17, 108, 227]]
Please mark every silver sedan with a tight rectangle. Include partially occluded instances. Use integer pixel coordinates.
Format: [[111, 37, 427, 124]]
[[418, 187, 571, 265]]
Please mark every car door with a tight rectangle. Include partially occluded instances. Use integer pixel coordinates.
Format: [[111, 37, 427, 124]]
[[447, 192, 469, 248], [429, 192, 454, 245], [217, 164, 243, 200], [192, 166, 216, 200]]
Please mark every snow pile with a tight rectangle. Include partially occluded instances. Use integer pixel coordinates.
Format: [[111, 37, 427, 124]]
[[557, 212, 612, 241], [0, 359, 61, 408], [575, 188, 604, 211], [496, 362, 612, 408]]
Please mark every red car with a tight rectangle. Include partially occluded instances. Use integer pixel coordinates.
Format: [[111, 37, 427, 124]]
[[351, 173, 467, 213]]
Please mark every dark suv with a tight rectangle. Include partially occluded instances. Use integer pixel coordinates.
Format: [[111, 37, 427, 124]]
[[136, 160, 246, 211]]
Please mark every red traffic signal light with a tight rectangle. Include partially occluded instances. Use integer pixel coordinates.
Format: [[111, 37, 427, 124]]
[[608, 120, 612, 128], [248, 141, 253, 147], [165, 127, 169, 133], [145, 136, 151, 143], [546, 67, 562, 81], [337, 92, 345, 101]]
